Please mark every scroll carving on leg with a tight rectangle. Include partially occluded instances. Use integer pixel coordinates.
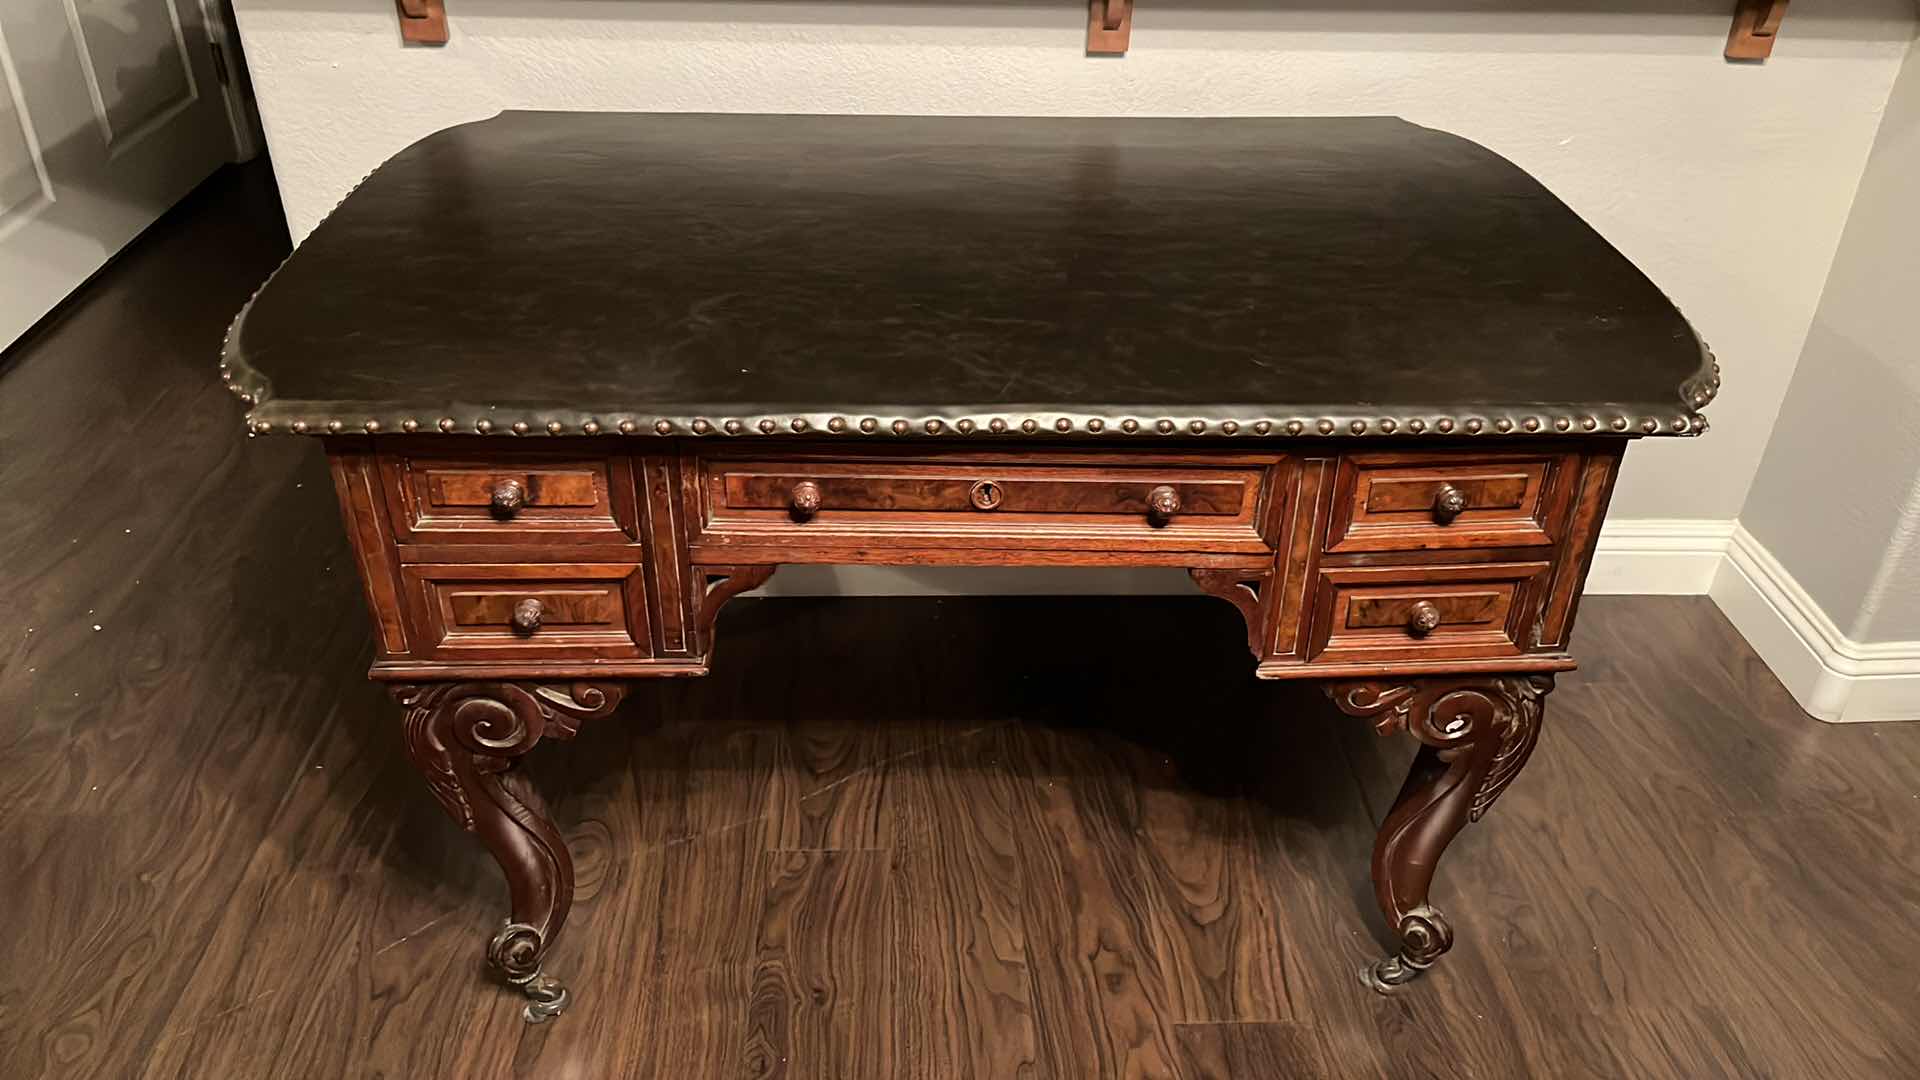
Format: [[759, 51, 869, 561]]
[[394, 680, 626, 1022], [1326, 674, 1553, 993]]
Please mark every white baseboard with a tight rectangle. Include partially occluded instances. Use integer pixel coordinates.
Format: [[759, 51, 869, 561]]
[[757, 518, 1741, 599], [1708, 525, 1920, 724], [1586, 518, 1736, 595], [747, 517, 1920, 723]]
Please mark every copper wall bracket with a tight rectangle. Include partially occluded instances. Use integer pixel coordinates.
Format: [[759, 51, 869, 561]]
[[397, 0, 449, 46], [1726, 0, 1787, 61], [1087, 0, 1132, 55]]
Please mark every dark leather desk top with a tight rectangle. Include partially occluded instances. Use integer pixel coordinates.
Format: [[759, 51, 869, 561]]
[[224, 111, 1717, 440]]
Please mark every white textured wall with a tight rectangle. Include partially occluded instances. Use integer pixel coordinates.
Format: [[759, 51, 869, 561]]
[[1742, 31, 1920, 645], [230, 0, 1917, 530]]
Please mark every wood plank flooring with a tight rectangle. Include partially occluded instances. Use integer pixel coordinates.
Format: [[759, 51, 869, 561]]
[[5, 164, 1919, 1078]]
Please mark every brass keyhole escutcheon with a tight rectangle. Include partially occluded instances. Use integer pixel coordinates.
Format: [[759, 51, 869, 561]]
[[969, 480, 1005, 511]]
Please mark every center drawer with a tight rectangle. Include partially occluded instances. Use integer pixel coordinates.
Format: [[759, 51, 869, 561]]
[[691, 453, 1275, 555]]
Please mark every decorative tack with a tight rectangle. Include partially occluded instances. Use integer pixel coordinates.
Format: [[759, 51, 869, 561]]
[[1553, 417, 1571, 432], [510, 421, 529, 435], [1284, 420, 1303, 435], [620, 419, 638, 434], [1056, 418, 1073, 433], [760, 419, 779, 434], [582, 420, 601, 435], [1156, 419, 1176, 434], [724, 419, 744, 435], [1255, 421, 1274, 435], [290, 421, 308, 434], [1436, 418, 1455, 433], [1609, 416, 1629, 431], [401, 418, 419, 432], [439, 417, 457, 432], [475, 419, 492, 434], [989, 418, 1008, 433], [1580, 416, 1598, 431], [1494, 418, 1513, 433], [366, 420, 382, 433], [1689, 415, 1709, 433], [1464, 419, 1483, 434], [253, 420, 272, 434], [956, 418, 976, 434], [1189, 420, 1207, 434], [1022, 419, 1039, 434], [1121, 419, 1139, 433], [1350, 420, 1367, 434], [827, 417, 846, 432], [1672, 418, 1688, 432], [1522, 416, 1541, 432], [1087, 418, 1105, 433], [239, 394, 255, 406], [925, 419, 943, 434], [791, 418, 809, 432], [1317, 419, 1336, 434], [860, 418, 878, 433], [691, 419, 712, 434], [1407, 418, 1425, 434], [546, 421, 564, 435], [1378, 419, 1397, 434], [892, 420, 910, 435], [1221, 420, 1238, 435], [1641, 418, 1660, 433]]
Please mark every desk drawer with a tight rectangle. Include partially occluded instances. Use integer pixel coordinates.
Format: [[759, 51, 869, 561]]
[[693, 453, 1273, 554], [1327, 452, 1569, 553], [379, 448, 642, 544], [1307, 561, 1551, 664], [400, 564, 652, 660]]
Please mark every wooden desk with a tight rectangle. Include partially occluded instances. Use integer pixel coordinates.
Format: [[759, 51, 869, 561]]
[[222, 112, 1715, 1023]]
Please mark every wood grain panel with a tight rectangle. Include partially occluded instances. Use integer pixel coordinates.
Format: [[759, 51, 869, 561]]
[[399, 563, 651, 659], [1309, 561, 1551, 664], [1327, 450, 1572, 553], [377, 442, 642, 544], [696, 452, 1272, 555]]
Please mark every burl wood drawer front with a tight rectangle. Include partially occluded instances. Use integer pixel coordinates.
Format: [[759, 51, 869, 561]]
[[695, 455, 1271, 553], [379, 449, 641, 544], [1308, 561, 1552, 664], [1327, 452, 1571, 553], [400, 564, 652, 660]]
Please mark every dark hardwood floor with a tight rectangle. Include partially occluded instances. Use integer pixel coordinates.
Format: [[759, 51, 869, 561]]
[[5, 163, 1918, 1079]]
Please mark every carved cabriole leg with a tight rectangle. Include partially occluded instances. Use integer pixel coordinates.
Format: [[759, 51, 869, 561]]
[[393, 681, 626, 1022], [1326, 674, 1553, 993]]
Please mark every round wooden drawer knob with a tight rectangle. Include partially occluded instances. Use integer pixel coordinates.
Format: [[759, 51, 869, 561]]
[[1146, 485, 1181, 528], [1432, 485, 1468, 524], [511, 598, 544, 636], [790, 480, 824, 522], [1406, 600, 1443, 638], [490, 478, 528, 519]]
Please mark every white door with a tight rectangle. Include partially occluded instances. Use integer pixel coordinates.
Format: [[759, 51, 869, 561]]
[[0, 0, 238, 350]]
